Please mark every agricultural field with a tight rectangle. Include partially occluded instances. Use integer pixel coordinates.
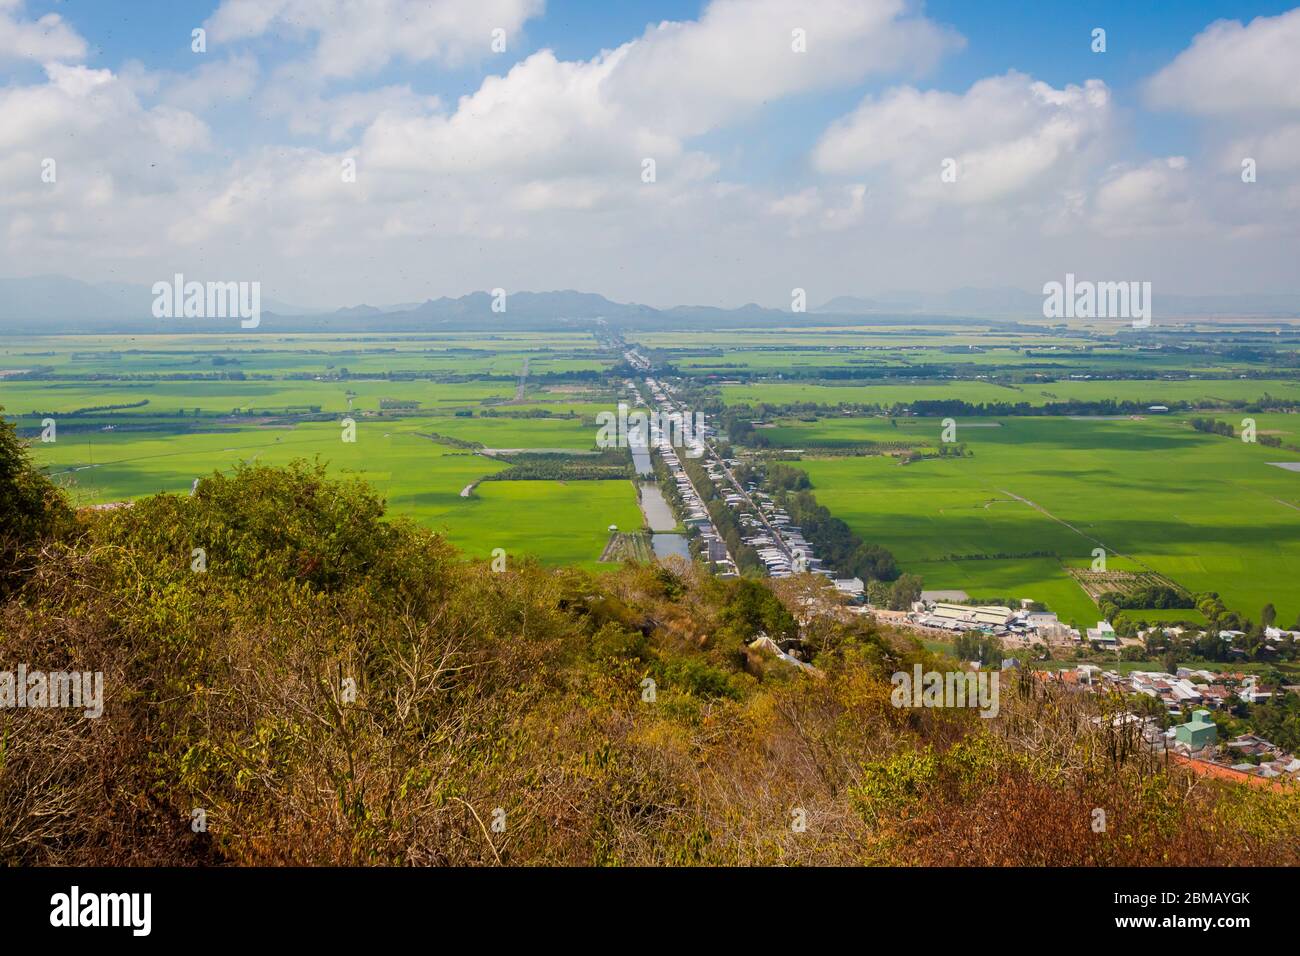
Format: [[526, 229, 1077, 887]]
[[788, 415, 1300, 625], [669, 343, 1285, 381], [7, 326, 1300, 602], [0, 331, 611, 378], [28, 418, 641, 571], [629, 326, 1087, 350], [3, 335, 638, 570], [720, 378, 1300, 409]]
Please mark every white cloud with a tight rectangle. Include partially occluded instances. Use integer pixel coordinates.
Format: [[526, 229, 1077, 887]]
[[362, 49, 645, 178], [1146, 9, 1300, 115], [206, 0, 544, 78], [1091, 157, 1201, 238], [0, 0, 85, 63], [768, 184, 868, 234], [358, 0, 960, 214], [605, 0, 962, 137], [1223, 123, 1300, 174], [1136, 9, 1300, 245], [813, 72, 1111, 207], [0, 62, 210, 257], [3, 0, 1298, 308], [121, 54, 262, 112], [270, 84, 442, 143]]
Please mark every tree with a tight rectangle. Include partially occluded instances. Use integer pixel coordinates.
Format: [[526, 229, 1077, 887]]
[[954, 632, 1003, 665], [0, 411, 73, 597], [1261, 603, 1277, 628], [718, 577, 798, 644], [852, 543, 898, 583], [888, 573, 923, 611], [867, 581, 891, 607]]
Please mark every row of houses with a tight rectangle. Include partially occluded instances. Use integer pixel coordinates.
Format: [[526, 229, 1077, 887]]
[[1169, 714, 1300, 784], [640, 378, 738, 578], [1130, 670, 1279, 709], [726, 472, 858, 589], [709, 468, 801, 578], [904, 598, 1252, 656], [1037, 669, 1299, 786], [1036, 665, 1284, 713]]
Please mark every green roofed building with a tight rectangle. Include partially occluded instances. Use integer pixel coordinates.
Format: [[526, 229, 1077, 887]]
[[1174, 709, 1218, 750]]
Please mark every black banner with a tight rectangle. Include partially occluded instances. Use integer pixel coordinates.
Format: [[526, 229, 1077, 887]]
[[0, 866, 1289, 942]]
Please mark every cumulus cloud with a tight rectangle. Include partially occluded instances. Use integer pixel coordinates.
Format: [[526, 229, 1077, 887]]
[[768, 184, 869, 234], [0, 62, 210, 259], [358, 0, 960, 215], [604, 0, 962, 137], [121, 54, 262, 112], [1090, 157, 1201, 238], [206, 0, 544, 77], [1146, 9, 1300, 115], [1222, 123, 1300, 174], [813, 72, 1111, 207], [0, 0, 85, 63], [3, 0, 1297, 308], [1137, 8, 1300, 244], [361, 49, 645, 178]]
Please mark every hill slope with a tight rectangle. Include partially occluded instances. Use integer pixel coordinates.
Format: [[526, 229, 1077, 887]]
[[0, 449, 1297, 864]]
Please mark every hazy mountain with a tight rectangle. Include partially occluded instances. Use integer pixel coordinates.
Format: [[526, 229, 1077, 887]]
[[406, 289, 660, 321], [4, 275, 1300, 334]]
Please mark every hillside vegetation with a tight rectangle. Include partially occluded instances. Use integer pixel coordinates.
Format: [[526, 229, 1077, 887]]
[[1, 421, 1298, 865]]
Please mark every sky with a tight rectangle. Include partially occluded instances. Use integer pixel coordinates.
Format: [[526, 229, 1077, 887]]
[[2, 0, 1299, 310]]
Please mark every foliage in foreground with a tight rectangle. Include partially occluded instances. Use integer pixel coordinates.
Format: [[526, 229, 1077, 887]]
[[0, 414, 73, 599], [1, 459, 1299, 866]]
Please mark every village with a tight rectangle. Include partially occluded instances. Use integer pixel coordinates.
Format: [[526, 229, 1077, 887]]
[[630, 366, 865, 596], [625, 357, 1299, 793]]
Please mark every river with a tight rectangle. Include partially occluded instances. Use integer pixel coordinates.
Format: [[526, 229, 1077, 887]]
[[638, 481, 677, 531], [639, 481, 690, 562], [651, 534, 691, 561]]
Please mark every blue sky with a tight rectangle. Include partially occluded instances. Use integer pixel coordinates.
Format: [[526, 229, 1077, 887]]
[[4, 1, 1300, 306], [38, 0, 1296, 166]]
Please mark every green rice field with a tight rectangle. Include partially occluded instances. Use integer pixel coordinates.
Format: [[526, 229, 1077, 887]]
[[790, 415, 1300, 624], [7, 329, 1300, 599]]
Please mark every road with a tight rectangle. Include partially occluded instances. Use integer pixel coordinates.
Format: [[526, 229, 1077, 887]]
[[636, 372, 794, 569], [514, 357, 529, 400]]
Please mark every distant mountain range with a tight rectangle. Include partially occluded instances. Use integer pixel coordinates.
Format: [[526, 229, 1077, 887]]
[[2, 275, 1299, 334]]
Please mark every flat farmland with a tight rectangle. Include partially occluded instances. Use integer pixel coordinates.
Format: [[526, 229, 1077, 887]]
[[724, 381, 1035, 407], [0, 332, 608, 378], [759, 415, 944, 448], [721, 378, 1300, 408], [631, 327, 1084, 349], [438, 479, 644, 570], [0, 379, 523, 420], [792, 416, 1300, 624], [31, 418, 638, 570], [38, 418, 497, 505], [670, 344, 1279, 379], [4, 333, 640, 570]]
